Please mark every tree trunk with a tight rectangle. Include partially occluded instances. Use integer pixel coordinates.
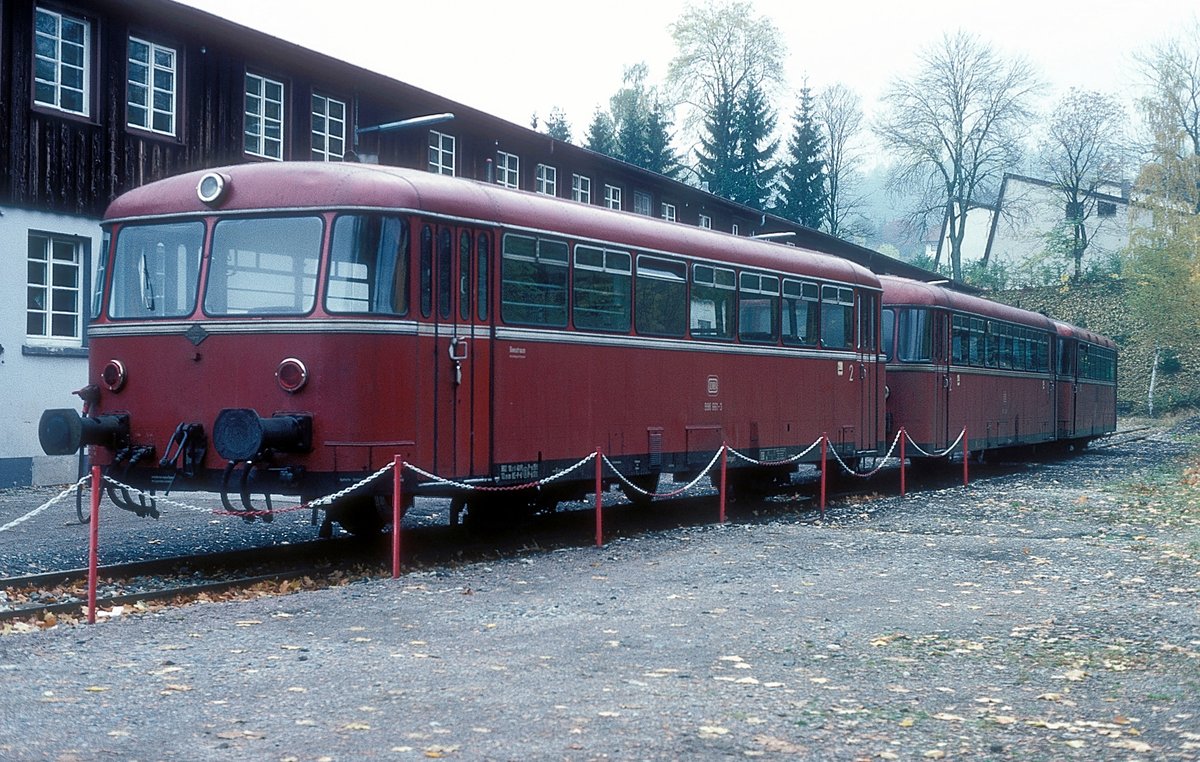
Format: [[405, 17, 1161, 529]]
[[1148, 346, 1160, 418]]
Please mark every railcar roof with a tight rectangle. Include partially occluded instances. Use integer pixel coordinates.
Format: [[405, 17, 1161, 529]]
[[1053, 320, 1116, 349], [880, 275, 1058, 330], [105, 162, 881, 289], [880, 275, 1117, 347]]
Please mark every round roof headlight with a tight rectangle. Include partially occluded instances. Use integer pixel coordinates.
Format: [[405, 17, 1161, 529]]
[[196, 172, 229, 206], [101, 359, 127, 392], [276, 358, 308, 394]]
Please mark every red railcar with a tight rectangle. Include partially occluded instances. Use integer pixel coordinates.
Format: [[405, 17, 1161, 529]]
[[40, 162, 886, 531], [880, 276, 1116, 456]]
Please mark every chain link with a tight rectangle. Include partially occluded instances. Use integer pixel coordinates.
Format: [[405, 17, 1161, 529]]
[[726, 437, 825, 467], [903, 427, 967, 459], [0, 476, 91, 533], [601, 447, 724, 499], [402, 453, 597, 493]]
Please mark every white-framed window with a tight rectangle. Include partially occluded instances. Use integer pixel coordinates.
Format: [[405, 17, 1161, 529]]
[[245, 72, 285, 160], [27, 232, 84, 344], [699, 214, 712, 229], [311, 93, 346, 161], [127, 37, 176, 136], [633, 191, 652, 216], [732, 223, 740, 236], [536, 164, 557, 196], [496, 151, 519, 188], [572, 174, 591, 204], [661, 203, 677, 222], [605, 184, 622, 210], [34, 7, 91, 116], [428, 130, 455, 175]]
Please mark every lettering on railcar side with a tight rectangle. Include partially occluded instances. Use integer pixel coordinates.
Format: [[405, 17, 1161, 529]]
[[498, 462, 539, 481]]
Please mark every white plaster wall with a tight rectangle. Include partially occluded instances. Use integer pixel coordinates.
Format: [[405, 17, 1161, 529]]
[[0, 206, 102, 484]]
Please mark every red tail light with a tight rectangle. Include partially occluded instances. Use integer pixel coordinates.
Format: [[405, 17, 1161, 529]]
[[101, 359, 127, 392], [276, 358, 308, 394]]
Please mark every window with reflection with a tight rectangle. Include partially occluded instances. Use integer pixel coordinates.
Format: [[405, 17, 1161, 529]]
[[821, 285, 855, 349], [573, 245, 631, 332], [109, 221, 204, 319], [739, 272, 780, 343], [327, 215, 409, 314], [204, 217, 322, 315], [635, 256, 686, 337], [501, 234, 568, 326], [895, 307, 931, 361], [691, 264, 735, 340]]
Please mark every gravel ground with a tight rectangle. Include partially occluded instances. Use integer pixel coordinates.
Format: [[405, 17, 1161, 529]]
[[1, 420, 1197, 761]]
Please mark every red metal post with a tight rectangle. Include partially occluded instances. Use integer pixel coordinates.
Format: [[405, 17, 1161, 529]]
[[962, 428, 969, 487], [392, 456, 403, 579], [899, 428, 907, 498], [87, 466, 101, 625], [594, 448, 603, 547], [819, 434, 827, 518], [718, 444, 728, 524]]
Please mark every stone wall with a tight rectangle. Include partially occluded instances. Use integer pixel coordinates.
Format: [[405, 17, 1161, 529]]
[[991, 280, 1200, 415]]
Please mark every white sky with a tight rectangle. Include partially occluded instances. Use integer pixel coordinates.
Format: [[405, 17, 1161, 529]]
[[177, 0, 1189, 140]]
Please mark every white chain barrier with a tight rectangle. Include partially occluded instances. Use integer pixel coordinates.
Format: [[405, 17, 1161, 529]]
[[0, 476, 91, 534], [601, 447, 726, 499], [903, 428, 967, 459], [4, 427, 967, 533], [402, 452, 598, 493], [726, 437, 825, 468]]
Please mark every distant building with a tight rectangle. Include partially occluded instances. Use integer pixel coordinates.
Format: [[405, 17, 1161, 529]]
[[1, 0, 936, 487], [932, 174, 1144, 283]]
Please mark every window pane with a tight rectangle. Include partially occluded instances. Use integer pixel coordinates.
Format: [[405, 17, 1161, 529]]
[[476, 234, 489, 321], [691, 265, 734, 340], [327, 215, 409, 315], [635, 256, 686, 337], [109, 222, 204, 319], [573, 246, 631, 332], [204, 217, 322, 315], [438, 228, 453, 319], [896, 308, 931, 361], [501, 234, 568, 326]]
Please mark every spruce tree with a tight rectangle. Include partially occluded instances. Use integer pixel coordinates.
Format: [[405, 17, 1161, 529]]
[[695, 87, 740, 200], [585, 108, 617, 156], [544, 107, 572, 143], [644, 101, 682, 180], [776, 87, 828, 228], [732, 80, 779, 210]]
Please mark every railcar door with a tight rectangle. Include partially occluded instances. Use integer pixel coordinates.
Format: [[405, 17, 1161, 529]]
[[428, 224, 492, 478], [930, 309, 952, 449], [1056, 337, 1077, 439], [857, 291, 881, 452]]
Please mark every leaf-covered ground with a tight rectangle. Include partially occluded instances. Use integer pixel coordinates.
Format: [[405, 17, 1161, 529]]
[[0, 419, 1197, 760]]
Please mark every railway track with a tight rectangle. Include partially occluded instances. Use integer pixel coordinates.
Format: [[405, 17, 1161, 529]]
[[0, 541, 364, 625], [2, 431, 1155, 627]]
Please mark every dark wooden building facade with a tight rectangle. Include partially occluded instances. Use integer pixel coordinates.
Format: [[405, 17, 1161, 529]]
[[0, 0, 932, 486]]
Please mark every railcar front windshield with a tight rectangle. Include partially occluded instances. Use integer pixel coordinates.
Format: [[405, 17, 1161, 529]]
[[204, 216, 323, 315], [108, 221, 204, 319]]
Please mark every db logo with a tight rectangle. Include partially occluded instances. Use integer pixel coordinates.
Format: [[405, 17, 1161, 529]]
[[707, 375, 719, 396]]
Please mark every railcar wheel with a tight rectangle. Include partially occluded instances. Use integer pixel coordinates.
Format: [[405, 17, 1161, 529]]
[[620, 473, 660, 507], [327, 494, 392, 537]]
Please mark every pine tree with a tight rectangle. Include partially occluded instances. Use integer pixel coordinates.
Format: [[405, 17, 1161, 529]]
[[731, 80, 779, 210], [585, 108, 617, 156], [776, 87, 828, 228]]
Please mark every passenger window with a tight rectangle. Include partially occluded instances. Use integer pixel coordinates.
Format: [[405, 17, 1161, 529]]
[[420, 225, 432, 318], [327, 215, 409, 315], [476, 233, 489, 321], [951, 315, 968, 364], [635, 255, 686, 337], [459, 232, 472, 321], [783, 279, 819, 347], [880, 308, 895, 361], [691, 264, 735, 340], [969, 318, 985, 365], [820, 285, 854, 349], [110, 221, 203, 319], [858, 292, 878, 351], [738, 272, 780, 343], [573, 245, 631, 333], [501, 233, 568, 326], [437, 228, 453, 320], [896, 307, 931, 362]]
